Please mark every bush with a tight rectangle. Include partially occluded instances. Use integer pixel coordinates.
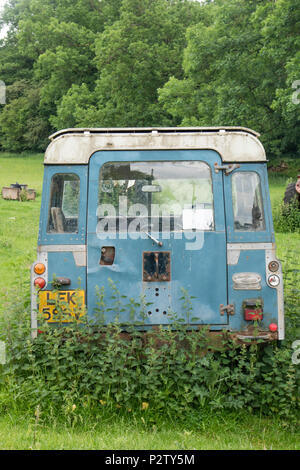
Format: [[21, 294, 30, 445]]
[[0, 285, 299, 422], [273, 182, 300, 233]]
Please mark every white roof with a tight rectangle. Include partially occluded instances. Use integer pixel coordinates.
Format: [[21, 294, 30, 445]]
[[45, 127, 266, 164]]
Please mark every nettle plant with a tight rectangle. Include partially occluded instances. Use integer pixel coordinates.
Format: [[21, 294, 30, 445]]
[[0, 281, 299, 421], [273, 197, 300, 233]]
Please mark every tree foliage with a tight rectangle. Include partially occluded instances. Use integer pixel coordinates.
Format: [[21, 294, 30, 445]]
[[52, 0, 204, 129], [159, 0, 300, 158], [0, 0, 299, 158]]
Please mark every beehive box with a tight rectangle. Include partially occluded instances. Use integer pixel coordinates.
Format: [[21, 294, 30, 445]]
[[2, 187, 20, 200], [2, 187, 36, 201]]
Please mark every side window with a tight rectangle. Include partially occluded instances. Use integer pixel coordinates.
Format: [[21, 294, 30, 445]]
[[232, 172, 265, 231], [47, 174, 80, 233]]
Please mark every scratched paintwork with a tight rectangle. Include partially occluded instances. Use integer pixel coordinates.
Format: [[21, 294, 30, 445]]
[[44, 128, 266, 165], [86, 149, 228, 326], [31, 128, 284, 341]]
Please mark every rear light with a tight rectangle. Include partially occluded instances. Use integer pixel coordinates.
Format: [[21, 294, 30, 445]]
[[243, 298, 263, 321], [268, 274, 280, 287], [34, 278, 46, 289], [34, 263, 46, 275], [269, 323, 278, 332], [268, 261, 279, 272]]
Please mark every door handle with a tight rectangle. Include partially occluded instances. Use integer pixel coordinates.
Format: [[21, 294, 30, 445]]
[[142, 231, 163, 247]]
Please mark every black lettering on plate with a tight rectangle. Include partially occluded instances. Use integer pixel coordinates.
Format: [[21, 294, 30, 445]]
[[43, 307, 51, 321], [67, 292, 76, 305], [46, 292, 55, 305]]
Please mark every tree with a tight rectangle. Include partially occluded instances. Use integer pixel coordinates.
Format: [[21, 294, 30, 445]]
[[159, 0, 300, 159], [0, 0, 123, 150], [1, 0, 299, 157], [0, 80, 50, 151], [53, 0, 204, 128]]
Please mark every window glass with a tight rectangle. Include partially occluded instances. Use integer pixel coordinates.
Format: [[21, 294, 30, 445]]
[[47, 174, 80, 233], [98, 161, 214, 232], [232, 172, 265, 231]]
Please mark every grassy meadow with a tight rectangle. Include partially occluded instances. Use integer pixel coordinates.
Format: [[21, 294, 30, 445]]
[[0, 411, 298, 450], [0, 152, 299, 450], [0, 153, 44, 308]]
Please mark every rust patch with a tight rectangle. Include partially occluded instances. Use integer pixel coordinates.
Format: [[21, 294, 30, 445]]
[[143, 251, 171, 282], [230, 325, 278, 344], [100, 247, 115, 265]]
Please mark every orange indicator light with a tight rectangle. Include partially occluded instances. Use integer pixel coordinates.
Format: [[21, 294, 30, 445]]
[[34, 263, 46, 275]]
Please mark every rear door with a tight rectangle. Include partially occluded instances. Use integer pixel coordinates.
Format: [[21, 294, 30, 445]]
[[87, 150, 228, 326]]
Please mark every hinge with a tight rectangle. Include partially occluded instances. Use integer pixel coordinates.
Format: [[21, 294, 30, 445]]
[[214, 163, 240, 175], [220, 304, 235, 316]]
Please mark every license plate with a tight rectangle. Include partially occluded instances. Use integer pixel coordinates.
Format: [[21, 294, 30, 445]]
[[39, 290, 86, 323]]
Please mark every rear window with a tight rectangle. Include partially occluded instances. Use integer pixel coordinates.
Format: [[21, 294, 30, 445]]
[[97, 161, 214, 232], [47, 173, 80, 233], [232, 172, 265, 231]]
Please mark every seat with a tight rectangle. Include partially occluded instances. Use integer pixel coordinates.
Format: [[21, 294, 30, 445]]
[[51, 207, 66, 233]]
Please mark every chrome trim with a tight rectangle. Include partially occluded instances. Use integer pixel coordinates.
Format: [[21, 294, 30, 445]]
[[265, 248, 284, 340], [236, 334, 270, 340], [232, 272, 262, 290], [38, 244, 87, 267], [38, 245, 86, 252], [227, 249, 240, 265], [227, 243, 273, 250], [73, 251, 86, 267], [31, 251, 48, 339], [227, 243, 275, 265], [50, 126, 261, 140]]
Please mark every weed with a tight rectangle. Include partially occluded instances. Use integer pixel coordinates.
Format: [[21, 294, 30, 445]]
[[273, 197, 300, 233], [0, 284, 298, 424]]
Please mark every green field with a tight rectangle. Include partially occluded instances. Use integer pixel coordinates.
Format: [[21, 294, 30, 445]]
[[0, 411, 298, 450], [0, 154, 43, 307], [0, 153, 299, 450]]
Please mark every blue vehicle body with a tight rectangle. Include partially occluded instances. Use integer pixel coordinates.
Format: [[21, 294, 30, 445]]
[[31, 128, 284, 341]]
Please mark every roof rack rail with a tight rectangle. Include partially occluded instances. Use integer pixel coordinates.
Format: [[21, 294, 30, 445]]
[[49, 126, 260, 141]]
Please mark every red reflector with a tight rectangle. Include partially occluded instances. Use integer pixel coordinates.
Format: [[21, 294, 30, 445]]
[[244, 309, 263, 321], [269, 323, 278, 332], [243, 299, 263, 321], [34, 278, 46, 289]]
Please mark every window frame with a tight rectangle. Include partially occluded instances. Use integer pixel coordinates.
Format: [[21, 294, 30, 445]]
[[47, 173, 81, 234], [224, 165, 274, 243], [231, 171, 266, 233], [38, 165, 87, 245]]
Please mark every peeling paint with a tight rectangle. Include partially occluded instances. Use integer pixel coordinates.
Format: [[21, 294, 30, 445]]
[[45, 128, 266, 165]]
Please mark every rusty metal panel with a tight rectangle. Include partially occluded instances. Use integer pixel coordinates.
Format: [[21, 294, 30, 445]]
[[100, 246, 115, 266], [143, 252, 171, 282]]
